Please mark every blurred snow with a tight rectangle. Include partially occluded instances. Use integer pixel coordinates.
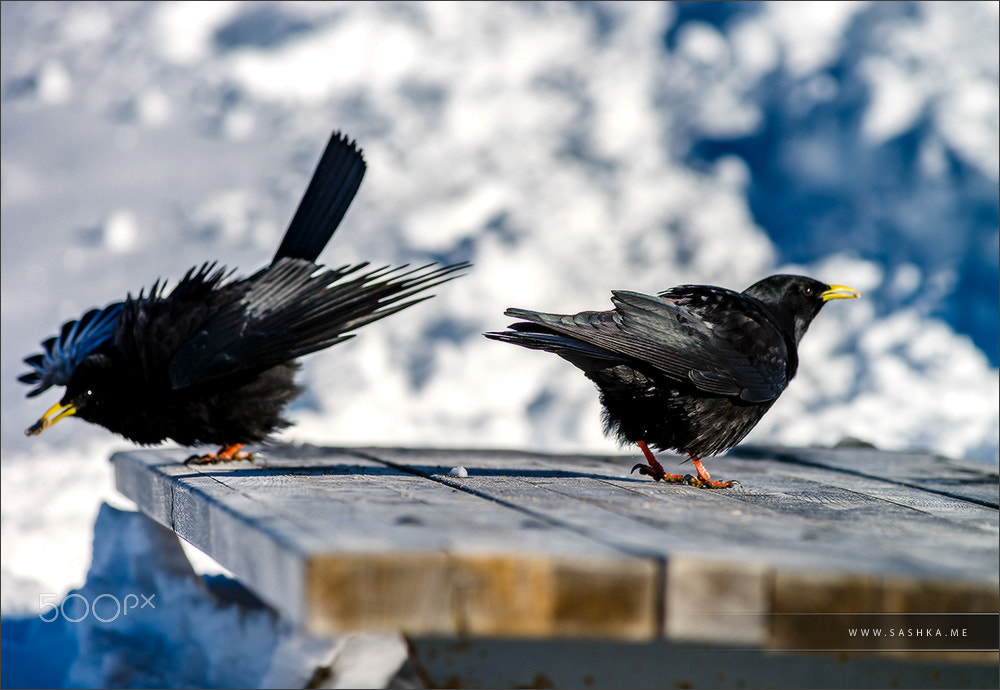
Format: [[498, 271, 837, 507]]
[[2, 1, 997, 687]]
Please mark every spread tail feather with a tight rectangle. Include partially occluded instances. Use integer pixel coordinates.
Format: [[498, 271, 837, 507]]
[[169, 258, 470, 389], [272, 131, 366, 264]]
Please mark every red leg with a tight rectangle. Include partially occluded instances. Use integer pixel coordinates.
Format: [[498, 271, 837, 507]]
[[689, 455, 737, 489]]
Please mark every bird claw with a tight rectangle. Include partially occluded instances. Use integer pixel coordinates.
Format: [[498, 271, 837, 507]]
[[184, 451, 258, 466], [631, 462, 657, 478], [631, 463, 688, 484], [685, 475, 739, 490], [631, 462, 672, 482]]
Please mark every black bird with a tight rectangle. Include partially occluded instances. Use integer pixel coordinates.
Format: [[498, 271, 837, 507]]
[[20, 131, 468, 462], [485, 275, 858, 488]]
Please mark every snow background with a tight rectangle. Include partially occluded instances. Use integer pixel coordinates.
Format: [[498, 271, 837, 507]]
[[1, 1, 997, 687]]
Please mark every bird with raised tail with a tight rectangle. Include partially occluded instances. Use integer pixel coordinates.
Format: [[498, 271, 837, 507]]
[[21, 131, 468, 462]]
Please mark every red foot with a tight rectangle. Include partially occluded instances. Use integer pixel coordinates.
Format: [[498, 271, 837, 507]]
[[630, 441, 737, 489], [185, 443, 255, 465], [630, 440, 687, 482], [689, 456, 738, 489]]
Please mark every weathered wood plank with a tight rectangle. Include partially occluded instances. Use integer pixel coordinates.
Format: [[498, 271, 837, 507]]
[[113, 447, 660, 639], [349, 446, 998, 657], [733, 445, 999, 507], [114, 454, 316, 621], [111, 443, 998, 662], [358, 446, 997, 581]]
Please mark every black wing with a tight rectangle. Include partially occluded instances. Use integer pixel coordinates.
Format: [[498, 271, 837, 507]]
[[19, 302, 124, 397], [168, 258, 468, 389], [272, 131, 366, 264], [491, 289, 789, 403]]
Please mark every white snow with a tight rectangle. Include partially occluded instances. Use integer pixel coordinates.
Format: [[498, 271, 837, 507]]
[[2, 2, 997, 687]]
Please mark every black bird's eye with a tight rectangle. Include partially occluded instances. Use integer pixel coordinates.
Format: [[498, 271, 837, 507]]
[[802, 286, 814, 297]]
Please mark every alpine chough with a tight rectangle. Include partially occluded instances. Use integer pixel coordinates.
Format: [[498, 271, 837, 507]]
[[20, 131, 468, 462], [486, 275, 859, 488]]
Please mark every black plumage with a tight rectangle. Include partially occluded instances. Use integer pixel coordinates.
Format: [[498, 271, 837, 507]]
[[21, 131, 468, 461], [485, 275, 859, 488]]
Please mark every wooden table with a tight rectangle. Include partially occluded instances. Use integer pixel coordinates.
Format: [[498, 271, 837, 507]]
[[112, 444, 999, 689]]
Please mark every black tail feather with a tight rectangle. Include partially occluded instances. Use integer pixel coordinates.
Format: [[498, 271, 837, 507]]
[[317, 261, 472, 338], [168, 259, 471, 389], [272, 131, 366, 264], [485, 316, 623, 371]]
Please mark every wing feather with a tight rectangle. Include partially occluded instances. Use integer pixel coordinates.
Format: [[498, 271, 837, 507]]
[[496, 289, 789, 403]]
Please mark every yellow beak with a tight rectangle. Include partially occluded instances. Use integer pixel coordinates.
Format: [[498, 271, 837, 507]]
[[25, 400, 78, 436], [821, 284, 860, 301]]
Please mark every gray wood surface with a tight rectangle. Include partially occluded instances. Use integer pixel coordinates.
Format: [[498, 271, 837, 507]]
[[112, 444, 998, 662]]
